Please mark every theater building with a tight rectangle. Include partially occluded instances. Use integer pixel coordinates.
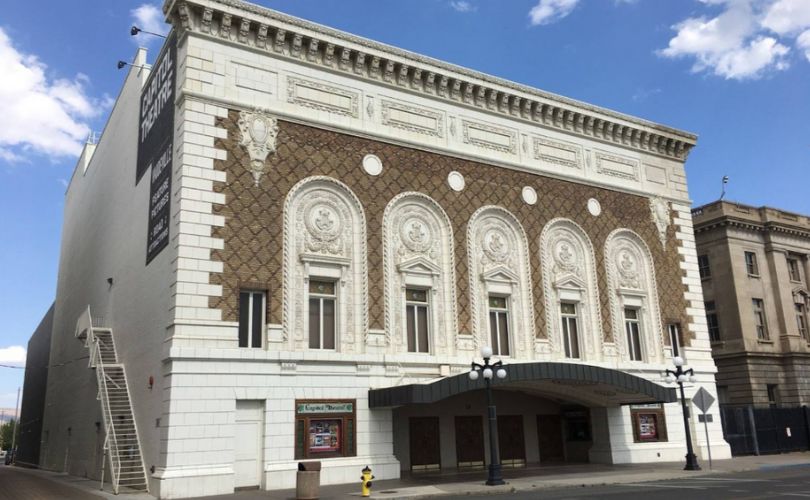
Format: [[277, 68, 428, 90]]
[[35, 0, 730, 497]]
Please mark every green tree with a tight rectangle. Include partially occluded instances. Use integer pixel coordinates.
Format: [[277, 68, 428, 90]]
[[0, 419, 19, 451]]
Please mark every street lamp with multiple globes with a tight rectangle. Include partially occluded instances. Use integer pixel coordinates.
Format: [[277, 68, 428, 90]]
[[663, 355, 701, 471], [468, 346, 507, 486]]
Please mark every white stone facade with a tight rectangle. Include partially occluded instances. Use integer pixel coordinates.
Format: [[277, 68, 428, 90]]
[[35, 1, 732, 499]]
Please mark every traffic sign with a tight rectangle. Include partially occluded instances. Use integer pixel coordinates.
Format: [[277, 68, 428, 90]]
[[693, 386, 715, 413]]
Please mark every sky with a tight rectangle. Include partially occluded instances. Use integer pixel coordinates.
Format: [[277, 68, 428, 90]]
[[0, 0, 808, 407]]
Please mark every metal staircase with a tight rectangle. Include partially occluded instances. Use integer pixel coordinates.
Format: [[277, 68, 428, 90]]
[[76, 307, 149, 494]]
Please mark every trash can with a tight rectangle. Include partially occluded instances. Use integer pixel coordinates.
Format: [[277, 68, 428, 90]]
[[296, 461, 321, 500]]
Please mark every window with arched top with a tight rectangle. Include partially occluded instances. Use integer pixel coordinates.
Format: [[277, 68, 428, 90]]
[[382, 192, 457, 355], [467, 206, 534, 359], [539, 218, 603, 361], [283, 176, 368, 353], [604, 229, 664, 364]]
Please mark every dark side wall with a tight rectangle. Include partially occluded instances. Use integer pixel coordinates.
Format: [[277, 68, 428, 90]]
[[17, 303, 54, 467]]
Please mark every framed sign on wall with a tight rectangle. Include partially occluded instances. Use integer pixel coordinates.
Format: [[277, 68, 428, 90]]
[[295, 399, 356, 459]]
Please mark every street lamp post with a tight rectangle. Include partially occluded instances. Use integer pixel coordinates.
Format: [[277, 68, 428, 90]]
[[469, 346, 507, 486], [664, 356, 701, 471]]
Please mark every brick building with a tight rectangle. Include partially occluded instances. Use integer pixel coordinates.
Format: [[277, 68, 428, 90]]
[[32, 0, 730, 497]]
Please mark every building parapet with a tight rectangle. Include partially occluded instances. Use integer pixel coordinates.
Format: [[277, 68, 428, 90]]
[[693, 200, 810, 239], [163, 0, 696, 162]]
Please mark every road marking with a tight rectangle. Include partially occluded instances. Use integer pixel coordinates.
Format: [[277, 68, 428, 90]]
[[686, 477, 771, 482], [780, 494, 810, 497], [626, 483, 708, 490]]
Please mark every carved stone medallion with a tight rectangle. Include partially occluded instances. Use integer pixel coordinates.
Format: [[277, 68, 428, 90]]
[[400, 216, 433, 254], [482, 228, 509, 263], [303, 199, 343, 254], [616, 249, 640, 289]]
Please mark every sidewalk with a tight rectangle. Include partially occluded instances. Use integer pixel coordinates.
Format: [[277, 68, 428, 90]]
[[8, 452, 810, 500], [249, 452, 810, 500]]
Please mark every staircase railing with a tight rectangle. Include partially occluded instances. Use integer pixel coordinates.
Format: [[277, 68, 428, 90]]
[[75, 307, 149, 494]]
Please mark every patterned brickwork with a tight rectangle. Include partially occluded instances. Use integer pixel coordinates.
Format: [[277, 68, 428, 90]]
[[210, 111, 689, 345]]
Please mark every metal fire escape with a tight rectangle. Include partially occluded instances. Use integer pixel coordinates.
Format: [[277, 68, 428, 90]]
[[75, 307, 149, 494]]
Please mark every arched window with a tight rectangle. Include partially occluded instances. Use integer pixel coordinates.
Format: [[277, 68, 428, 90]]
[[604, 229, 664, 364], [467, 206, 534, 358], [283, 176, 368, 352], [382, 192, 457, 355], [540, 218, 603, 361]]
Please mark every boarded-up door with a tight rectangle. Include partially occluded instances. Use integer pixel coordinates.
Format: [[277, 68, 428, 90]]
[[234, 401, 264, 489], [537, 414, 565, 462], [409, 417, 441, 471], [497, 415, 526, 467], [455, 416, 484, 468]]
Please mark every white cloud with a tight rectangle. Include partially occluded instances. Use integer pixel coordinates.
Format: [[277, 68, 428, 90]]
[[528, 0, 579, 26], [131, 3, 169, 45], [449, 1, 477, 13], [797, 29, 810, 61], [0, 28, 106, 160], [658, 0, 804, 80], [762, 0, 810, 35], [0, 346, 26, 365]]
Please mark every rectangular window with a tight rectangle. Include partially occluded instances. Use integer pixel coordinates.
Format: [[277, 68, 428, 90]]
[[668, 323, 682, 359], [630, 404, 668, 443], [488, 296, 510, 356], [294, 400, 356, 459], [560, 302, 580, 359], [753, 298, 768, 340], [698, 254, 711, 280], [238, 290, 265, 348], [788, 257, 801, 282], [624, 307, 643, 361], [406, 288, 430, 353], [309, 280, 336, 350], [745, 251, 759, 276], [705, 301, 721, 342], [796, 303, 808, 341], [767, 384, 779, 408]]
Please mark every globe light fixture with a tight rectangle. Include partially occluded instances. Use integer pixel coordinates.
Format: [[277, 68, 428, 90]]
[[468, 346, 507, 485], [664, 356, 700, 471]]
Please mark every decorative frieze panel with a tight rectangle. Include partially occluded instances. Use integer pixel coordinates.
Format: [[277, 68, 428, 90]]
[[286, 76, 359, 118], [380, 99, 445, 138], [595, 151, 640, 181], [461, 120, 518, 155], [644, 164, 668, 186], [533, 137, 583, 169], [231, 61, 277, 95]]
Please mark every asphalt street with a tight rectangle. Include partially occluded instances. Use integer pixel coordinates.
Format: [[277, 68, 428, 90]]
[[447, 464, 810, 500], [0, 464, 105, 500]]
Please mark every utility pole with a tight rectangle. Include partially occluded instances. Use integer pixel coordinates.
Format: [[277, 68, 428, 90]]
[[0, 409, 5, 449], [11, 387, 20, 460]]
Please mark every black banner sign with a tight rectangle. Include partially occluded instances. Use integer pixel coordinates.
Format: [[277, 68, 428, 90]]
[[140, 32, 176, 264], [137, 31, 176, 185], [146, 141, 172, 264]]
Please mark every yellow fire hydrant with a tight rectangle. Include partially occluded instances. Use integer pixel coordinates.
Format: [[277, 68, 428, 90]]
[[361, 465, 374, 497]]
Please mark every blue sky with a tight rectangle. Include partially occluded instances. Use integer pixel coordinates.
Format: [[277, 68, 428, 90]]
[[1, 0, 809, 408]]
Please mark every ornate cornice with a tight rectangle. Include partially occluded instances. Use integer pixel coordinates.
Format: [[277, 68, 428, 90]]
[[165, 0, 696, 161]]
